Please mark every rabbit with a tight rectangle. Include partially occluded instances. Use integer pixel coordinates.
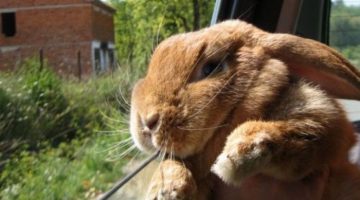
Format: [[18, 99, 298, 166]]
[[130, 20, 360, 200]]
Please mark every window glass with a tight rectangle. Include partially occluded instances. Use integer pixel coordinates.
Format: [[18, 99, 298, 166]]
[[330, 0, 360, 67], [330, 0, 360, 121]]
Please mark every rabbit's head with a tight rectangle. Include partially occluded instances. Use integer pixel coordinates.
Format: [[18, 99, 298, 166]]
[[130, 20, 360, 158]]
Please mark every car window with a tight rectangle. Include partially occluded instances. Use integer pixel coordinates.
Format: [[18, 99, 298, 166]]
[[330, 0, 360, 121]]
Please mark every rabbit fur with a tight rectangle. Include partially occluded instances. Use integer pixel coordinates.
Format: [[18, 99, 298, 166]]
[[130, 20, 360, 200]]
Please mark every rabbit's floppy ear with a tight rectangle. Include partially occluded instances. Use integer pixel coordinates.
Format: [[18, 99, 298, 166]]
[[258, 34, 360, 100]]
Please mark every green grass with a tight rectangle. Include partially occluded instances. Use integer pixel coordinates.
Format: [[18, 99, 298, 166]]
[[0, 59, 143, 200], [1, 131, 130, 200]]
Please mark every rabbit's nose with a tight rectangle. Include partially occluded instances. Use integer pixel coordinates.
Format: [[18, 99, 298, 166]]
[[143, 113, 160, 133]]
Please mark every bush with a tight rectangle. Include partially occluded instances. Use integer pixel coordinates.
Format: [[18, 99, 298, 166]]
[[0, 59, 135, 149], [0, 58, 143, 200], [0, 59, 73, 148]]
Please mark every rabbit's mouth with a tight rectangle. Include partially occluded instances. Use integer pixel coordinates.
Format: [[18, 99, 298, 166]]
[[130, 108, 218, 158], [131, 115, 212, 158], [129, 88, 235, 158]]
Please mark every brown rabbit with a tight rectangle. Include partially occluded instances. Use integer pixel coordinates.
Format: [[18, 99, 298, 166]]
[[130, 20, 360, 200]]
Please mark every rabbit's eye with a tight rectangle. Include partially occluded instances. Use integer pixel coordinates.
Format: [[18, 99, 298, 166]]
[[202, 61, 226, 77]]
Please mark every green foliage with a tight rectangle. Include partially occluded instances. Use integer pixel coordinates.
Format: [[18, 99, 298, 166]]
[[0, 59, 70, 145], [330, 2, 360, 47], [109, 0, 214, 68], [0, 59, 136, 199], [0, 59, 135, 149], [330, 2, 360, 67], [0, 133, 129, 200]]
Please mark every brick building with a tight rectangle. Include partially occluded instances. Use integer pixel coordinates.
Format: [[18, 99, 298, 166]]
[[0, 0, 115, 77]]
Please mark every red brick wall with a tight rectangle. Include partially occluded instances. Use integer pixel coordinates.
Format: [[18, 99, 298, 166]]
[[42, 43, 93, 76], [91, 5, 114, 42], [0, 5, 93, 45], [0, 0, 115, 77], [0, 0, 86, 8], [0, 43, 93, 77], [0, 4, 94, 76]]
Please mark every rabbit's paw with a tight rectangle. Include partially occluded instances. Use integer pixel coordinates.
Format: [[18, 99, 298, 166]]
[[212, 123, 274, 185], [152, 187, 187, 200], [146, 160, 197, 200]]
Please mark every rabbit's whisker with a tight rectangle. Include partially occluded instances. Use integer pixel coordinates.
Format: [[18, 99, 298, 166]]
[[97, 138, 133, 154], [104, 123, 129, 132], [177, 123, 229, 131], [101, 137, 132, 150], [118, 86, 131, 108], [127, 150, 141, 167], [100, 111, 129, 124], [115, 94, 131, 112], [115, 83, 131, 109], [95, 129, 129, 135], [117, 114, 130, 121], [164, 137, 169, 159], [115, 60, 133, 111], [237, 1, 258, 20], [155, 10, 166, 47], [113, 140, 134, 150], [106, 144, 137, 162], [115, 117, 130, 125], [170, 143, 174, 160]]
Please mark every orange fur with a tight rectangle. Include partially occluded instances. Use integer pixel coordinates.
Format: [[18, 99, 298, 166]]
[[130, 20, 360, 200]]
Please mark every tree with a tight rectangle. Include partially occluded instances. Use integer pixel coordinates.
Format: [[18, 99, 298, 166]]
[[330, 2, 360, 67], [109, 0, 214, 68], [333, 0, 345, 7]]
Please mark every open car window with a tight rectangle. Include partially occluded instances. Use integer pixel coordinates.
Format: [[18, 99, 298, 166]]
[[330, 1, 360, 121], [211, 0, 360, 121]]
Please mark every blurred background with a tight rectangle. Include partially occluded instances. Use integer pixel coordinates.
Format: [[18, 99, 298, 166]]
[[0, 0, 359, 199]]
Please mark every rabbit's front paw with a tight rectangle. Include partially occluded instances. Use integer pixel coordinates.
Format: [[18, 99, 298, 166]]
[[152, 187, 186, 200], [212, 123, 274, 185], [147, 160, 197, 200]]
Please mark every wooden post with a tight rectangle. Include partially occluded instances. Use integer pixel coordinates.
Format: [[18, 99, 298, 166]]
[[39, 49, 43, 71], [77, 51, 82, 81]]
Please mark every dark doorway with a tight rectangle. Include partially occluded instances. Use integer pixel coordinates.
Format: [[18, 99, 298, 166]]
[[1, 12, 16, 37]]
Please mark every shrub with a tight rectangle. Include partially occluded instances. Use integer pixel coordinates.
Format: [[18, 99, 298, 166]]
[[0, 58, 142, 200], [0, 59, 72, 148]]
